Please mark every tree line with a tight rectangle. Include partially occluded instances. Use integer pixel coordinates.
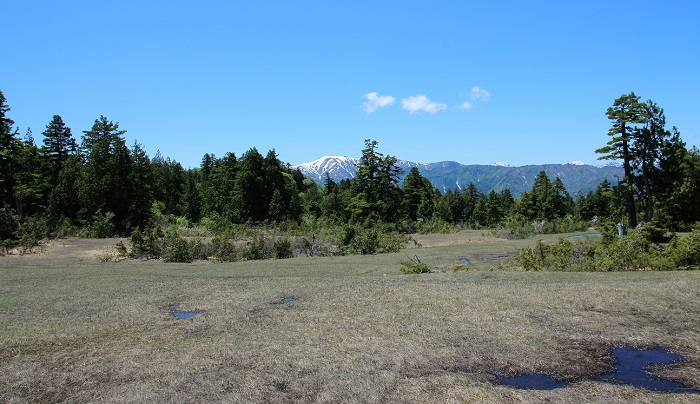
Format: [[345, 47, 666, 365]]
[[1, 89, 699, 251]]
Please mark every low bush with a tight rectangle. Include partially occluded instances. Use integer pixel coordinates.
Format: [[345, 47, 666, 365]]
[[512, 225, 700, 271], [400, 260, 431, 274], [272, 237, 294, 259], [162, 229, 193, 263]]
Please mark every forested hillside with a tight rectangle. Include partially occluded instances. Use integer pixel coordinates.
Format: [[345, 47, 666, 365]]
[[2, 89, 700, 257]]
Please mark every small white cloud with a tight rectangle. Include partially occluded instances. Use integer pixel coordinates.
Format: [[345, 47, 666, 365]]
[[469, 86, 491, 102], [401, 95, 447, 114], [362, 92, 395, 114], [460, 101, 473, 110]]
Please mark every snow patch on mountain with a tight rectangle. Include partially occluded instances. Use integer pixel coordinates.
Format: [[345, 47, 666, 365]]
[[566, 160, 587, 166], [491, 162, 512, 167], [293, 156, 360, 182]]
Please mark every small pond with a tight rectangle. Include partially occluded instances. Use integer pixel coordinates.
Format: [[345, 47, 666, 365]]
[[500, 346, 698, 393], [168, 304, 201, 319]]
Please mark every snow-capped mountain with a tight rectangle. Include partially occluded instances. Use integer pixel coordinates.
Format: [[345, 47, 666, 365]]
[[294, 156, 360, 182], [294, 156, 625, 196]]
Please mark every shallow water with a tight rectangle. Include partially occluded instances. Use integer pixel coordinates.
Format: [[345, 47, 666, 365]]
[[500, 374, 567, 390], [459, 258, 471, 265], [501, 346, 698, 393], [598, 347, 697, 393], [567, 233, 601, 239], [272, 296, 296, 304], [168, 304, 201, 319], [480, 255, 510, 262]]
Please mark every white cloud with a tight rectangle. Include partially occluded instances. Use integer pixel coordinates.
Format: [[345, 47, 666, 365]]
[[362, 92, 395, 113], [469, 86, 491, 102], [401, 95, 447, 114], [460, 101, 473, 110]]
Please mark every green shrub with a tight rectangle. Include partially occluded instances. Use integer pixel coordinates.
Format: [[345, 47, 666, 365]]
[[210, 236, 241, 262], [16, 216, 48, 254], [663, 228, 700, 269], [272, 237, 294, 259], [129, 225, 164, 259], [400, 260, 431, 274], [350, 228, 379, 255], [162, 229, 193, 263], [84, 211, 115, 238], [245, 234, 271, 260]]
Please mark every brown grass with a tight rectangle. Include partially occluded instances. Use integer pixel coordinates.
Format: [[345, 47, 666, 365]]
[[0, 233, 698, 402]]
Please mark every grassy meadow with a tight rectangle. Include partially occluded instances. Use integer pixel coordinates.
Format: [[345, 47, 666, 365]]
[[1, 231, 699, 402]]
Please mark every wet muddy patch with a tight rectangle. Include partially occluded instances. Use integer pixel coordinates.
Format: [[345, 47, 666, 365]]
[[499, 346, 698, 393], [168, 304, 202, 319]]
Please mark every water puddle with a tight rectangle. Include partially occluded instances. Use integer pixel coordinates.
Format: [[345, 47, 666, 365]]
[[598, 347, 697, 393], [480, 255, 510, 262], [500, 346, 698, 393], [567, 233, 601, 239], [459, 257, 471, 265], [168, 304, 201, 319], [500, 374, 567, 390], [272, 296, 296, 305]]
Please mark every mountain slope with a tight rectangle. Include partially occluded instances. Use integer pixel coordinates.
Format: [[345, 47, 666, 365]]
[[294, 156, 623, 196]]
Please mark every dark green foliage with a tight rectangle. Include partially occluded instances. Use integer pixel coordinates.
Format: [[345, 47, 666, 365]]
[[353, 140, 403, 223], [42, 115, 77, 186], [83, 211, 116, 238], [245, 234, 272, 260], [210, 236, 242, 262], [129, 226, 164, 259], [162, 229, 193, 263], [272, 237, 294, 259], [78, 116, 134, 232], [15, 215, 48, 254]]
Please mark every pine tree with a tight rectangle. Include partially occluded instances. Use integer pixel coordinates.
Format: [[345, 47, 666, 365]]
[[596, 92, 646, 229], [79, 116, 133, 232], [0, 90, 20, 209], [353, 139, 403, 222], [401, 167, 434, 221], [42, 115, 77, 184]]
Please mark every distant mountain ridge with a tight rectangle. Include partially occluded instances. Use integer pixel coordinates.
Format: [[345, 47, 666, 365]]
[[294, 156, 624, 196]]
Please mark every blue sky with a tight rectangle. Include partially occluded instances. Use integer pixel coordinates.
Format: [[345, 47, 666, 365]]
[[3, 1, 699, 168]]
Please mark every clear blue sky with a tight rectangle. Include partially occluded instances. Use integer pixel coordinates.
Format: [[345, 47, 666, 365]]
[[4, 1, 699, 168]]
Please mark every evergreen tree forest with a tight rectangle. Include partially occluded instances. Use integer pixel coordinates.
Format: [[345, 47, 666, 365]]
[[2, 90, 700, 262]]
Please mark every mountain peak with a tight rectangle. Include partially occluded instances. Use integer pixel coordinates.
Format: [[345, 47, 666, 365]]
[[294, 156, 625, 196], [293, 156, 360, 182]]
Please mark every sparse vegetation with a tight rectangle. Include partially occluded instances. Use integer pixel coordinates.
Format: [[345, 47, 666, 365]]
[[1, 233, 698, 402]]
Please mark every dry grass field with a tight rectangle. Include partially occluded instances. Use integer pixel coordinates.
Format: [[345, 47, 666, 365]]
[[1, 231, 699, 402]]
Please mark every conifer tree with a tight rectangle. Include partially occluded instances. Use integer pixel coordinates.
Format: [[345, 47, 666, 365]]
[[42, 115, 77, 184], [596, 92, 645, 229]]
